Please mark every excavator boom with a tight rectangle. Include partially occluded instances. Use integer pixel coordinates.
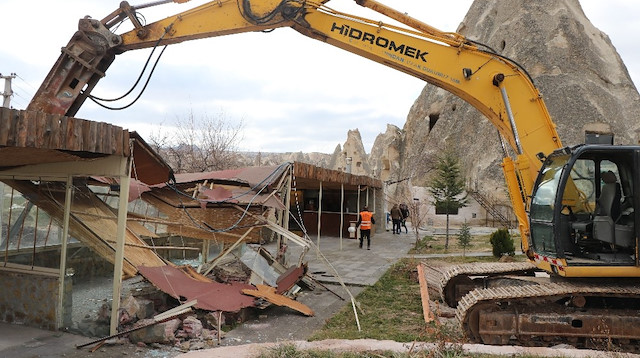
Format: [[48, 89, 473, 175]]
[[27, 0, 563, 252]]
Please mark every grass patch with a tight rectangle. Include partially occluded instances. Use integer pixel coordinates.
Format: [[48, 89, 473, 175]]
[[309, 258, 463, 343], [257, 343, 557, 358], [408, 234, 492, 255], [431, 255, 502, 264], [408, 233, 522, 256], [257, 343, 467, 357]]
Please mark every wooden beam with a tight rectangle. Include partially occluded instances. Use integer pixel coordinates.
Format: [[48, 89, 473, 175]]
[[111, 157, 131, 335], [103, 240, 200, 251], [417, 263, 434, 323]]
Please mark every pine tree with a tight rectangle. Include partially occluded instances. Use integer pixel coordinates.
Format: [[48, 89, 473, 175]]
[[428, 149, 468, 249], [457, 220, 472, 256]]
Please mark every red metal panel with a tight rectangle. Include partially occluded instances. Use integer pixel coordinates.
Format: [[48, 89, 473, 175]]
[[138, 265, 256, 312]]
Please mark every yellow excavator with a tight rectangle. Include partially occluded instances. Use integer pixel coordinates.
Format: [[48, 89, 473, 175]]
[[27, 0, 640, 348]]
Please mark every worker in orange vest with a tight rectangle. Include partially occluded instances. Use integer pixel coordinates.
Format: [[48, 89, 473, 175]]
[[356, 206, 376, 250]]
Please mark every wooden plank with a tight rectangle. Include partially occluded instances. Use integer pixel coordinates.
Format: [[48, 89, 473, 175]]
[[22, 110, 35, 147], [417, 263, 434, 323], [15, 110, 26, 147], [242, 284, 314, 316], [81, 118, 90, 151], [0, 108, 129, 155], [122, 130, 130, 157], [34, 111, 45, 148], [292, 161, 382, 189], [103, 123, 112, 155], [0, 107, 12, 145], [59, 116, 69, 150], [67, 117, 81, 151], [103, 240, 200, 251], [88, 121, 97, 153], [3, 179, 137, 276], [43, 112, 60, 149], [3, 179, 167, 277]]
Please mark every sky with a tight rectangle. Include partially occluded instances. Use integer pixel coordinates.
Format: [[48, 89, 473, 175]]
[[1, 0, 638, 154]]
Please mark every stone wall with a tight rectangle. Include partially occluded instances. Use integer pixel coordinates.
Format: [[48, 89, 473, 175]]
[[0, 270, 71, 330]]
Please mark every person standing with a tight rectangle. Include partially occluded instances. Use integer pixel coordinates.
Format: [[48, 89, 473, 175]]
[[390, 204, 402, 234], [357, 206, 375, 249], [400, 203, 410, 233]]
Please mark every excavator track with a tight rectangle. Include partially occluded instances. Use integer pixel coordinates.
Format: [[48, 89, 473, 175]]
[[456, 282, 640, 351], [423, 261, 539, 307]]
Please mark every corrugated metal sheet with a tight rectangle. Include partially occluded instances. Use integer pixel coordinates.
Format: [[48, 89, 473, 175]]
[[138, 265, 256, 312], [173, 164, 289, 189]]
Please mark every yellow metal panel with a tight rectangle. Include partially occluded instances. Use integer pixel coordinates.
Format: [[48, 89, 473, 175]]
[[119, 0, 294, 51]]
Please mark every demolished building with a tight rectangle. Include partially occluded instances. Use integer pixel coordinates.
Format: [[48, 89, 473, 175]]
[[0, 109, 382, 345]]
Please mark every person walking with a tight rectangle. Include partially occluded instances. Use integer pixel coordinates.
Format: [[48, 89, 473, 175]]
[[390, 204, 402, 234], [356, 206, 375, 249], [400, 203, 410, 233]]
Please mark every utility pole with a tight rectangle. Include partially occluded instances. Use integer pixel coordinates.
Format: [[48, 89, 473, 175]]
[[1, 73, 17, 108]]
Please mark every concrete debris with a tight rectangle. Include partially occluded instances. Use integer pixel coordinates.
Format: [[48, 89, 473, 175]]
[[77, 241, 316, 350], [128, 318, 180, 344], [202, 312, 225, 330], [120, 295, 140, 322], [180, 316, 203, 339]]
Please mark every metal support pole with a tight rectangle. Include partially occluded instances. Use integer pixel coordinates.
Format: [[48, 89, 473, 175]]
[[110, 156, 131, 335], [356, 185, 361, 241], [281, 171, 292, 266], [0, 183, 3, 252], [316, 181, 322, 253], [340, 183, 344, 251], [57, 175, 73, 329], [366, 186, 369, 207], [373, 187, 377, 232]]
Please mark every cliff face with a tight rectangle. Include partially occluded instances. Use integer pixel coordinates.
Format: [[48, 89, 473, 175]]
[[399, 0, 640, 200]]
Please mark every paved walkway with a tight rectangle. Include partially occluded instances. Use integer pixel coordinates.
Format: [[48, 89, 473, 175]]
[[282, 228, 418, 287]]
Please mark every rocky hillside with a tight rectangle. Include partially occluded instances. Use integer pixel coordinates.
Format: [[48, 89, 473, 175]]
[[397, 0, 640, 201], [242, 0, 640, 209], [236, 151, 331, 168]]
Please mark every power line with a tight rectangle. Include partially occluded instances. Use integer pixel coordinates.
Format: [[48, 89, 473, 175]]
[[15, 73, 38, 92]]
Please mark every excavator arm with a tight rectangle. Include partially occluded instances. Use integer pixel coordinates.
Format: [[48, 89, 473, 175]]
[[27, 0, 565, 255]]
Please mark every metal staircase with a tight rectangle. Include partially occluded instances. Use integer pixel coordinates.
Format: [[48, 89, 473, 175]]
[[467, 189, 513, 228]]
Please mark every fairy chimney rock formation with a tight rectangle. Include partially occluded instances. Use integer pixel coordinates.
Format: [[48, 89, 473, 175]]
[[368, 124, 403, 183], [330, 129, 370, 176], [402, 0, 640, 199]]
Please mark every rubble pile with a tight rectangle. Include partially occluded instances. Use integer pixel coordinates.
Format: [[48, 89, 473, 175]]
[[79, 247, 314, 352]]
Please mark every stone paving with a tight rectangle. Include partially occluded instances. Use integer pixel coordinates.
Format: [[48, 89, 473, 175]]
[[278, 227, 417, 286]]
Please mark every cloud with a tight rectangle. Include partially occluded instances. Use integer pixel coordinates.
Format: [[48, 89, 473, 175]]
[[2, 0, 638, 155]]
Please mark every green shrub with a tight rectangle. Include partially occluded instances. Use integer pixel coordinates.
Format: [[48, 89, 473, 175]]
[[489, 228, 515, 258]]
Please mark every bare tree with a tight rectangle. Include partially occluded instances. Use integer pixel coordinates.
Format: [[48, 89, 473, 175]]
[[150, 109, 244, 173], [407, 196, 430, 248]]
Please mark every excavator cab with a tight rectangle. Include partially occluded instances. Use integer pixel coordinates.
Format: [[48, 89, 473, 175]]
[[529, 145, 639, 267]]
